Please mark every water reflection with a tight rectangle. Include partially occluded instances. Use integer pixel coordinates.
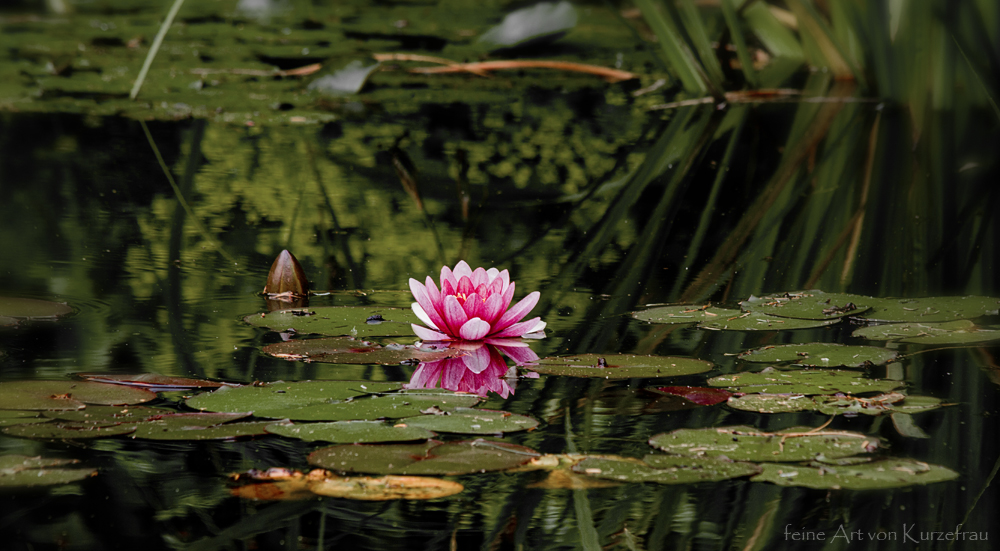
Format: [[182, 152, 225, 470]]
[[405, 339, 539, 398]]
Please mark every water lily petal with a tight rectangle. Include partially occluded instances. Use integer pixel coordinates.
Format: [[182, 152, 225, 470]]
[[442, 295, 469, 336], [461, 343, 492, 373], [486, 267, 500, 283], [459, 317, 492, 340], [493, 316, 543, 338], [527, 319, 547, 333], [411, 302, 440, 331], [441, 277, 456, 297], [411, 278, 447, 331], [411, 324, 452, 341], [462, 292, 483, 319], [457, 276, 475, 298], [499, 344, 540, 365], [481, 292, 505, 325], [494, 291, 539, 333], [440, 265, 457, 290], [471, 267, 489, 288], [498, 269, 510, 294], [453, 260, 473, 282]]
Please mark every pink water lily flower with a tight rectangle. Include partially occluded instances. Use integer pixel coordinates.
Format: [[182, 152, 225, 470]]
[[409, 261, 546, 341]]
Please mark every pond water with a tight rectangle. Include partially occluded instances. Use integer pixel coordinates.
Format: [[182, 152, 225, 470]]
[[2, 1, 1000, 550]]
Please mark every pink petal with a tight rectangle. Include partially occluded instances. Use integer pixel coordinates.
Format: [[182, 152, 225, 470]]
[[453, 260, 473, 281], [461, 344, 492, 373], [441, 358, 466, 388], [526, 320, 547, 333], [459, 317, 491, 340], [498, 269, 510, 294], [462, 292, 483, 319], [411, 302, 440, 331], [424, 276, 443, 308], [471, 267, 488, 287], [441, 278, 456, 297], [442, 295, 469, 336], [486, 268, 500, 283], [493, 291, 539, 333], [457, 276, 475, 297], [410, 278, 447, 331], [411, 324, 452, 341], [492, 316, 543, 338], [440, 265, 457, 290], [480, 292, 505, 325], [498, 344, 540, 364], [486, 276, 504, 297]]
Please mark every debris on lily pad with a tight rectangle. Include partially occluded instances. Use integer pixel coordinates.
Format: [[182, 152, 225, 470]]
[[858, 296, 1000, 323], [631, 305, 742, 324], [738, 343, 898, 367], [649, 426, 879, 462], [648, 386, 733, 406], [249, 391, 481, 421], [308, 439, 538, 475], [726, 393, 944, 416], [229, 467, 463, 501], [572, 454, 761, 484], [0, 297, 73, 322], [0, 455, 97, 488], [525, 354, 713, 379], [851, 320, 1000, 344], [401, 408, 538, 435], [75, 373, 229, 391], [740, 291, 871, 319], [751, 458, 958, 489], [185, 380, 402, 415], [708, 367, 903, 395], [698, 313, 839, 331], [245, 306, 420, 338], [0, 380, 157, 411], [262, 337, 464, 364], [478, 1, 578, 49], [265, 420, 434, 443]]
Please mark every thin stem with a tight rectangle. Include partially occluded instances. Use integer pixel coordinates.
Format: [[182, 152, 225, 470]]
[[130, 0, 186, 100]]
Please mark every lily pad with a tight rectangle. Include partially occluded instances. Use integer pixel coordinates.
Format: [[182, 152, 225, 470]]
[[0, 297, 73, 320], [245, 306, 420, 338], [478, 1, 578, 49], [708, 368, 903, 395], [741, 291, 871, 319], [265, 420, 435, 443], [43, 405, 173, 424], [75, 373, 228, 391], [751, 458, 958, 489], [649, 386, 733, 406], [727, 393, 944, 416], [130, 412, 254, 439], [251, 391, 481, 421], [3, 421, 138, 439], [572, 455, 760, 484], [698, 314, 839, 331], [308, 61, 381, 96], [0, 411, 48, 427], [525, 354, 713, 379], [858, 296, 1000, 322], [648, 426, 879, 462], [133, 421, 273, 441], [309, 474, 464, 500], [631, 305, 743, 324], [308, 439, 538, 475], [0, 455, 96, 488], [185, 380, 402, 414], [851, 320, 1000, 344], [401, 408, 538, 435], [262, 337, 463, 365], [0, 380, 157, 411], [738, 343, 898, 367]]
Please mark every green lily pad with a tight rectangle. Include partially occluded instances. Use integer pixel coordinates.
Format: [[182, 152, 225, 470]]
[[133, 421, 273, 441], [42, 405, 172, 424], [698, 314, 839, 331], [648, 425, 879, 462], [261, 337, 463, 365], [738, 343, 898, 367], [525, 354, 713, 379], [851, 320, 1000, 344], [751, 458, 958, 489], [185, 380, 402, 414], [0, 411, 48, 427], [740, 291, 871, 319], [0, 297, 73, 320], [251, 391, 481, 421], [308, 439, 538, 475], [245, 306, 420, 337], [0, 455, 96, 488], [3, 421, 138, 439], [572, 455, 760, 484], [0, 380, 157, 411], [265, 420, 435, 443], [401, 408, 538, 435], [708, 368, 903, 395], [75, 373, 228, 391], [858, 296, 1000, 322], [131, 412, 254, 439], [631, 305, 743, 324], [727, 393, 943, 416]]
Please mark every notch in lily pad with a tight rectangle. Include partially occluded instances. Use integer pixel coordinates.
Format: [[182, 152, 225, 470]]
[[751, 458, 958, 489], [308, 439, 538, 475], [741, 291, 871, 319], [852, 320, 1000, 344], [738, 343, 897, 367], [708, 367, 903, 395], [649, 425, 879, 462], [525, 354, 713, 379], [632, 304, 742, 324]]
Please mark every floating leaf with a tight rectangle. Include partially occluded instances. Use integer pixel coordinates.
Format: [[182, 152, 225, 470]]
[[265, 420, 434, 443], [631, 305, 742, 324], [131, 412, 255, 439], [401, 408, 538, 435], [727, 393, 943, 416], [0, 380, 157, 411], [75, 373, 228, 391], [246, 306, 421, 338], [0, 297, 73, 320], [648, 426, 878, 462], [3, 421, 138, 439], [43, 405, 172, 424], [0, 411, 48, 427], [698, 313, 838, 331], [708, 367, 903, 395], [525, 354, 712, 379], [310, 474, 464, 500], [478, 1, 578, 48], [890, 413, 931, 439], [851, 319, 1000, 344], [0, 455, 96, 488], [261, 337, 462, 364], [573, 455, 760, 484], [308, 61, 380, 95], [751, 458, 958, 489], [251, 390, 481, 421], [650, 386, 733, 406], [308, 439, 537, 475], [739, 343, 897, 367], [133, 421, 273, 441], [858, 296, 1000, 322], [185, 380, 402, 415], [741, 291, 871, 319]]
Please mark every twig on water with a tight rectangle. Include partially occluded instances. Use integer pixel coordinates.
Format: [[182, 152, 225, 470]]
[[406, 60, 637, 82]]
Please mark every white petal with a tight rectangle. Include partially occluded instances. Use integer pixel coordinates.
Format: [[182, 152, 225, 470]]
[[411, 324, 451, 341], [411, 302, 440, 330]]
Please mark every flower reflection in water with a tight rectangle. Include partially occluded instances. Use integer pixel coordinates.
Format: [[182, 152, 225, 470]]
[[405, 339, 539, 398]]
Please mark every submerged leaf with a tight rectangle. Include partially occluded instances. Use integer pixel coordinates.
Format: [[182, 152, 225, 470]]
[[649, 425, 879, 462], [751, 458, 958, 489], [525, 354, 712, 379], [650, 386, 732, 405], [739, 343, 897, 367], [0, 455, 96, 488], [308, 439, 537, 475], [0, 297, 73, 320], [708, 368, 903, 395], [632, 305, 743, 324]]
